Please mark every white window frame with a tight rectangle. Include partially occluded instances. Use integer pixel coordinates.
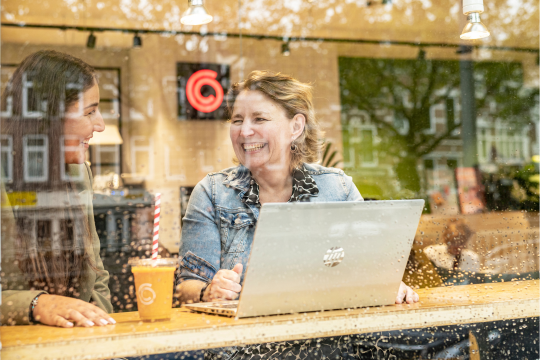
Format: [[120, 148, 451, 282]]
[[476, 120, 529, 165], [1, 95, 12, 118], [59, 136, 85, 181], [23, 134, 48, 182], [130, 136, 154, 179], [1, 135, 13, 182], [91, 144, 120, 177], [345, 111, 379, 168], [22, 72, 43, 118], [358, 125, 379, 167], [425, 101, 452, 135]]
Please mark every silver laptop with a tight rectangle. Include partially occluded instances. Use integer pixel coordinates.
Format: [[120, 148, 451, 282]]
[[183, 200, 424, 318]]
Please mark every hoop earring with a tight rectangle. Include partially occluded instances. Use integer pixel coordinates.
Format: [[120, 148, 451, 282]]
[[290, 143, 298, 153]]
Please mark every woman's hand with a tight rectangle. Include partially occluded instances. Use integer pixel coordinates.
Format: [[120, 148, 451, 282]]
[[395, 282, 419, 304], [33, 294, 116, 328], [203, 263, 243, 302]]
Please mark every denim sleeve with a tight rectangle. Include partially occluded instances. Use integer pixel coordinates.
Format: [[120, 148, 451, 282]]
[[343, 173, 364, 201], [178, 176, 220, 284]]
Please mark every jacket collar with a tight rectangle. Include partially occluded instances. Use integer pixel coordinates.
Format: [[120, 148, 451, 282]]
[[222, 165, 252, 191], [222, 164, 319, 203]]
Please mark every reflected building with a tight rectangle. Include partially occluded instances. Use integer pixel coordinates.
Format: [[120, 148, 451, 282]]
[[340, 58, 539, 213]]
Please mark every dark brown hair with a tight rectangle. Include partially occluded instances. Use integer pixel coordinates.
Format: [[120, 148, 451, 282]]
[[2, 50, 97, 296], [443, 219, 474, 247], [226, 70, 324, 170]]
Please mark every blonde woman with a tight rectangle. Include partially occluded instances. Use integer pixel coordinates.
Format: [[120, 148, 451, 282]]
[[177, 71, 418, 305]]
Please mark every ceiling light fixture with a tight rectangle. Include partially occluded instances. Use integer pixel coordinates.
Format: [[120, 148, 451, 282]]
[[87, 32, 96, 48], [460, 0, 490, 40], [417, 48, 426, 60], [181, 0, 213, 26], [133, 33, 142, 48], [281, 42, 291, 56]]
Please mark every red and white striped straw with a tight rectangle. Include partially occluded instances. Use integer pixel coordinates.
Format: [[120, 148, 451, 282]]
[[152, 193, 161, 261]]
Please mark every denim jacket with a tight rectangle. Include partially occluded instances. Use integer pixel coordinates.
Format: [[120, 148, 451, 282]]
[[178, 163, 363, 286]]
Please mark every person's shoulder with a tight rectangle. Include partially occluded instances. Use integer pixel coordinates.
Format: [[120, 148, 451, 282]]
[[194, 166, 248, 200], [423, 244, 447, 258], [462, 249, 480, 261], [205, 166, 243, 181], [303, 163, 345, 176], [199, 165, 250, 189]]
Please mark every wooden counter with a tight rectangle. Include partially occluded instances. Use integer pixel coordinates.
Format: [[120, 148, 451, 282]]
[[2, 280, 538, 360]]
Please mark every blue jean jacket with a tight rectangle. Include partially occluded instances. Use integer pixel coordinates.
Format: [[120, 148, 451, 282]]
[[178, 163, 363, 286]]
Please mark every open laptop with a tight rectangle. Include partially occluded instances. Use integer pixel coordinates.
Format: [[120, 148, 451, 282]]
[[183, 200, 424, 318]]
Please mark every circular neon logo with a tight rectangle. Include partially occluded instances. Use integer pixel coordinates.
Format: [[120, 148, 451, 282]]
[[138, 283, 156, 305], [186, 69, 224, 113]]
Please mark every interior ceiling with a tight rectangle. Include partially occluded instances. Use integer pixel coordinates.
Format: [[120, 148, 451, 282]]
[[2, 0, 539, 48]]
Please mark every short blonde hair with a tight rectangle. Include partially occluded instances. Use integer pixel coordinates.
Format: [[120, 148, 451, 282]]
[[226, 70, 323, 170]]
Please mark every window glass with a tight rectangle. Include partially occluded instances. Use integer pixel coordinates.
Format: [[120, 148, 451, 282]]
[[23, 135, 48, 182], [1, 1, 538, 359]]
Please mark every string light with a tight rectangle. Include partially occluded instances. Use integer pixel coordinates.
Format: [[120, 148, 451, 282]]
[[87, 32, 96, 48], [133, 33, 142, 48], [281, 42, 291, 56], [3, 22, 534, 55]]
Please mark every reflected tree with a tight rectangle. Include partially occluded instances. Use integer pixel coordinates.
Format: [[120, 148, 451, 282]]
[[339, 57, 538, 195]]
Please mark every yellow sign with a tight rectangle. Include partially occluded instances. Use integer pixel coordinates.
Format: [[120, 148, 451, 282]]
[[6, 192, 38, 207]]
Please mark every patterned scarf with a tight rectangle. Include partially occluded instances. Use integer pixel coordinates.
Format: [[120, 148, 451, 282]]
[[242, 166, 319, 206]]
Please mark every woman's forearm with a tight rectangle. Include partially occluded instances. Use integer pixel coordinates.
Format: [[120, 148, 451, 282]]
[[176, 280, 206, 305]]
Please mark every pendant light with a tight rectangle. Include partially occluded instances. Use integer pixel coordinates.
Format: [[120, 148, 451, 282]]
[[281, 42, 291, 56], [133, 33, 142, 48], [417, 48, 426, 60], [87, 32, 96, 48], [181, 0, 213, 26], [460, 0, 490, 40]]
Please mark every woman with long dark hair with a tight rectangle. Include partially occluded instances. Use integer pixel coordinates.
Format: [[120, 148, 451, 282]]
[[1, 50, 114, 327]]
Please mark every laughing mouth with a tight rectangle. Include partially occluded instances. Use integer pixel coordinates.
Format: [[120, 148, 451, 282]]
[[243, 143, 266, 152]]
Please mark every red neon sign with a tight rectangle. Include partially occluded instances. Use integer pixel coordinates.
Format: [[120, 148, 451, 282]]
[[186, 69, 224, 113]]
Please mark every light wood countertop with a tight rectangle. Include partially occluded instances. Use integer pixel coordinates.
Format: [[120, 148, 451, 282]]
[[2, 280, 538, 360]]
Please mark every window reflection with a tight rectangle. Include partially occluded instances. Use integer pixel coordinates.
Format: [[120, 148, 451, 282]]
[[0, 0, 538, 359]]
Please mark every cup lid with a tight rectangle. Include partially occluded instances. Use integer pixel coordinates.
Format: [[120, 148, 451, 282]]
[[128, 258, 178, 267]]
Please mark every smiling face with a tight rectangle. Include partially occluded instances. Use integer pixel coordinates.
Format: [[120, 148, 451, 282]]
[[230, 90, 305, 173], [63, 79, 105, 164]]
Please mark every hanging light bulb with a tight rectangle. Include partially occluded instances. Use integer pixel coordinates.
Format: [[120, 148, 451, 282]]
[[87, 32, 96, 48], [133, 33, 142, 48], [281, 42, 291, 56], [417, 48, 426, 60], [181, 0, 213, 26], [460, 0, 490, 40]]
